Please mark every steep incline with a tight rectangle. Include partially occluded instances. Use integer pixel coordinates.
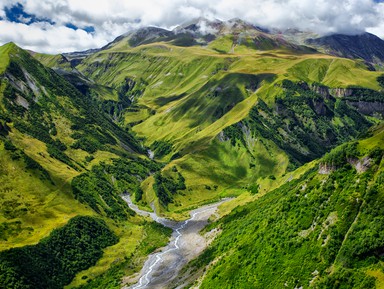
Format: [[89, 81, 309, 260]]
[[61, 34, 384, 216], [181, 124, 384, 289], [0, 42, 171, 289]]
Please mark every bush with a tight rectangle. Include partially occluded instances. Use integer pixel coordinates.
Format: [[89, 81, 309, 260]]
[[0, 216, 118, 289]]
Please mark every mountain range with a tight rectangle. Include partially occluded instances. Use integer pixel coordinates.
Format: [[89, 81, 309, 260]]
[[0, 17, 383, 289]]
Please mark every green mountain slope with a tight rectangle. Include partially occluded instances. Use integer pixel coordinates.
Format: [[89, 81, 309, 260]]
[[1, 23, 384, 289], [184, 124, 384, 289], [0, 42, 171, 289], [42, 33, 384, 216]]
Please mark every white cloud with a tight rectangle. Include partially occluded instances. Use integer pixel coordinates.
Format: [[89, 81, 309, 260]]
[[0, 20, 106, 53], [0, 0, 383, 53], [367, 2, 384, 38]]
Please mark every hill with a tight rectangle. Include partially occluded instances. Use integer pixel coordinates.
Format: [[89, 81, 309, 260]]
[[305, 33, 384, 68], [0, 42, 171, 288], [36, 25, 384, 217], [1, 19, 384, 288], [178, 124, 384, 288]]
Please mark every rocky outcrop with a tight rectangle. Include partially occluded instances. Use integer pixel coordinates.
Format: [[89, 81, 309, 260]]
[[311, 85, 330, 98], [217, 131, 229, 142], [128, 27, 175, 47], [311, 99, 331, 116], [16, 94, 30, 109], [329, 88, 353, 98], [318, 163, 336, 174], [319, 157, 372, 175], [348, 157, 371, 173], [347, 101, 384, 116]]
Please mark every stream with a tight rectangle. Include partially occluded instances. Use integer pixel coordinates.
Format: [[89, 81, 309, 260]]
[[122, 195, 228, 289]]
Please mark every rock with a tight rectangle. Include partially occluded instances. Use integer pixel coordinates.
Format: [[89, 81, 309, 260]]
[[318, 163, 336, 174], [347, 101, 384, 116], [329, 88, 353, 98], [311, 84, 330, 98], [348, 157, 371, 173]]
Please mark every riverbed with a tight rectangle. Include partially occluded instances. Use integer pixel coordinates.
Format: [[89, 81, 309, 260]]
[[122, 195, 227, 289]]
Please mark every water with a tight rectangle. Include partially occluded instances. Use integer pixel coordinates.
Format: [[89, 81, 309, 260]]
[[122, 195, 228, 289]]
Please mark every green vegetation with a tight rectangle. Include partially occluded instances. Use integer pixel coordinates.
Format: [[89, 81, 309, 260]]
[[151, 140, 173, 158], [191, 128, 384, 288], [2, 27, 384, 289], [0, 42, 172, 289], [74, 222, 172, 289], [224, 79, 372, 167], [153, 167, 186, 207], [377, 74, 384, 88], [72, 158, 160, 220], [66, 35, 383, 212], [0, 216, 118, 289]]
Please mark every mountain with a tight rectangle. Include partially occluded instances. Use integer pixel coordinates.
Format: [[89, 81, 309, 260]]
[[175, 124, 384, 288], [305, 32, 384, 67], [1, 18, 384, 289], [0, 42, 171, 288], [60, 25, 383, 214]]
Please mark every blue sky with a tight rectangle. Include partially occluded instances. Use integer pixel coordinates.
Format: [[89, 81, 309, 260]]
[[0, 0, 384, 53]]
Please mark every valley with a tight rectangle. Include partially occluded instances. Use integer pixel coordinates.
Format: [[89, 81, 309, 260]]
[[0, 17, 384, 289], [122, 195, 229, 289]]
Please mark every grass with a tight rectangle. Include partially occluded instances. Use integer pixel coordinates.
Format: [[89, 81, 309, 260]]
[[71, 38, 384, 215], [367, 268, 384, 289], [0, 42, 175, 289], [358, 123, 384, 152], [196, 129, 384, 288], [0, 140, 91, 251], [65, 221, 143, 288], [2, 35, 384, 288], [66, 221, 172, 289], [0, 42, 15, 73], [33, 53, 72, 70]]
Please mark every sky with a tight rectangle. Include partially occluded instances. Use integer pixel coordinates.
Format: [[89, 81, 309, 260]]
[[0, 0, 384, 54]]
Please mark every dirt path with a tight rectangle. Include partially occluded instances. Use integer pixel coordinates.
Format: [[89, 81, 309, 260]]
[[122, 195, 228, 289]]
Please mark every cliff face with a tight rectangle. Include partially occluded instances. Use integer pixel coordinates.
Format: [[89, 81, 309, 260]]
[[329, 88, 354, 98], [308, 85, 384, 116], [347, 101, 384, 116], [310, 85, 355, 99]]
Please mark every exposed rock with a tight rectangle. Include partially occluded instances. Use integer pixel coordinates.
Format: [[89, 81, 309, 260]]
[[318, 163, 336, 174], [217, 130, 229, 142], [311, 84, 330, 98], [128, 27, 175, 47], [329, 88, 353, 98], [311, 99, 330, 116], [347, 101, 384, 116], [348, 157, 371, 173], [15, 94, 30, 109]]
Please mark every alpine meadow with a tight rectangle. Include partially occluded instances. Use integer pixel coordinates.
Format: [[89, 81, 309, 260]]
[[0, 8, 384, 289]]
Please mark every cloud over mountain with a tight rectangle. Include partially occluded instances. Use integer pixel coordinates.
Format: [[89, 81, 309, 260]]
[[1, 0, 384, 53]]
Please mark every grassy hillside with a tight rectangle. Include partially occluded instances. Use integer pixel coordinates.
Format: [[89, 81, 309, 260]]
[[0, 42, 172, 288], [2, 28, 384, 288], [183, 124, 384, 289], [50, 35, 384, 216]]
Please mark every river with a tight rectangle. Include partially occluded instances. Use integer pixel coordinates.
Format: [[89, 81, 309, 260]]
[[122, 195, 228, 289]]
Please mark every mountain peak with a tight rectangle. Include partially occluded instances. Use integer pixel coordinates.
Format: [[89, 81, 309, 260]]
[[0, 42, 22, 54], [0, 42, 24, 73]]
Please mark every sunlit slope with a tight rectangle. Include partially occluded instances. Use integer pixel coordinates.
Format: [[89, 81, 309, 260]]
[[0, 42, 142, 247], [193, 124, 384, 289], [70, 37, 383, 212], [78, 41, 381, 149], [0, 42, 173, 289]]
